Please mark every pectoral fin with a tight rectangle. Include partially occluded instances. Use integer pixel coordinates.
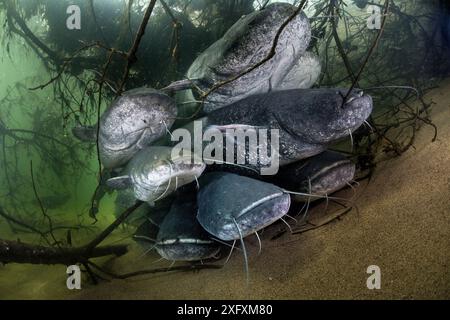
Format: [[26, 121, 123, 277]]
[[106, 176, 133, 190], [161, 79, 198, 93]]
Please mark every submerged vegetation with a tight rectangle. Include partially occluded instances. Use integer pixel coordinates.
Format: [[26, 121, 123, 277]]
[[0, 0, 449, 284]]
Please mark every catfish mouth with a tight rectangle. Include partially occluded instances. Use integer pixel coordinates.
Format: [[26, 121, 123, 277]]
[[328, 93, 373, 139], [145, 156, 206, 199], [102, 126, 149, 152], [221, 192, 290, 241], [155, 239, 220, 261], [234, 192, 285, 220], [157, 238, 215, 246], [299, 162, 355, 198], [342, 92, 373, 125]]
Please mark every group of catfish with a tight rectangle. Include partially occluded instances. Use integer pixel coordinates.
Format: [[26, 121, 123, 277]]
[[73, 3, 373, 267]]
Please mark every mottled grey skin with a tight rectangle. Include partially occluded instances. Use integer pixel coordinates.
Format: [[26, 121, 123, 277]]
[[275, 151, 356, 201], [155, 195, 220, 261], [184, 3, 311, 113], [276, 51, 321, 91], [106, 146, 205, 203], [204, 88, 373, 169], [197, 173, 291, 241], [72, 87, 177, 169], [100, 88, 177, 169]]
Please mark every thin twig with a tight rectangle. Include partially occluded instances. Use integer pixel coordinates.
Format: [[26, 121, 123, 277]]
[[342, 0, 390, 104], [117, 0, 158, 94], [90, 50, 116, 222], [84, 201, 144, 253], [30, 160, 60, 248], [0, 206, 51, 245]]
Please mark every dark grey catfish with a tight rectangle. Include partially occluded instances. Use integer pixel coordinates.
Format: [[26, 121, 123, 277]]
[[72, 87, 177, 169], [197, 173, 291, 241], [204, 88, 373, 170], [106, 146, 205, 203], [275, 52, 321, 91], [155, 194, 221, 261], [180, 3, 312, 113], [274, 151, 356, 201]]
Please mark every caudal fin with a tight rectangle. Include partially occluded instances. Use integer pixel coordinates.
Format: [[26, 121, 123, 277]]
[[72, 125, 98, 142]]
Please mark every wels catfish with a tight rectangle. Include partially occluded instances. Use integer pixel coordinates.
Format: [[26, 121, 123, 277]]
[[72, 87, 177, 169], [155, 194, 221, 261], [275, 51, 322, 91], [178, 3, 312, 114], [106, 146, 205, 203], [201, 88, 372, 173], [197, 172, 291, 241], [274, 151, 356, 201]]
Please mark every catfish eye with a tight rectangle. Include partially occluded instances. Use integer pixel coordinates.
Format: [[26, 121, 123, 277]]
[[143, 119, 148, 124]]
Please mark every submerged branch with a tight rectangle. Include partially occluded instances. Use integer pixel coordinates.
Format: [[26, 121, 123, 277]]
[[0, 238, 127, 265], [343, 0, 390, 102], [5, 1, 61, 62], [30, 160, 60, 248], [0, 201, 142, 272], [84, 201, 144, 253], [0, 206, 50, 244], [117, 0, 158, 94]]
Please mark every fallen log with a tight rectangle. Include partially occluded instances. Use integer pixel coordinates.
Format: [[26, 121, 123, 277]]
[[0, 239, 128, 265]]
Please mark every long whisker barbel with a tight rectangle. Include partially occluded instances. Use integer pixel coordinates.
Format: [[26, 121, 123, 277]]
[[137, 244, 157, 260], [349, 129, 354, 153], [364, 120, 375, 133], [364, 85, 420, 99], [224, 240, 237, 266], [152, 160, 173, 202], [280, 217, 293, 234], [211, 237, 242, 251], [255, 231, 262, 255], [233, 218, 249, 285]]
